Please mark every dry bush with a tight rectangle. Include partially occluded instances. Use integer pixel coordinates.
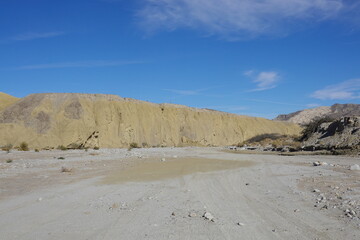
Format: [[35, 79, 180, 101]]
[[57, 145, 67, 151], [238, 134, 301, 149], [1, 144, 13, 153], [128, 142, 139, 151], [19, 142, 29, 151], [61, 166, 72, 173]]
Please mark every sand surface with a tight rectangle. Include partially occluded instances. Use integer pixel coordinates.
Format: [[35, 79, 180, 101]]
[[0, 147, 360, 239]]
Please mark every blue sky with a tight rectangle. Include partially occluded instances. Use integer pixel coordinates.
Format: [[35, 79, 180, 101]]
[[1, 0, 360, 119]]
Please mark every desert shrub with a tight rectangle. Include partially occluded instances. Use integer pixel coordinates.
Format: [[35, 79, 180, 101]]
[[142, 142, 149, 148], [93, 146, 99, 150], [57, 145, 67, 151], [67, 143, 82, 150], [238, 134, 301, 149], [128, 142, 139, 151], [6, 159, 12, 163], [58, 157, 65, 160], [300, 116, 335, 141], [246, 133, 286, 143], [35, 149, 40, 152], [61, 166, 72, 173], [1, 144, 13, 153], [19, 142, 29, 151]]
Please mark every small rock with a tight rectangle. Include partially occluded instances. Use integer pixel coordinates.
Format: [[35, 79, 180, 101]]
[[237, 222, 245, 226], [313, 189, 320, 193], [350, 164, 360, 171], [171, 212, 176, 216], [245, 183, 250, 186], [313, 161, 321, 166], [203, 212, 214, 221], [294, 209, 300, 212], [161, 158, 166, 162], [189, 212, 197, 218]]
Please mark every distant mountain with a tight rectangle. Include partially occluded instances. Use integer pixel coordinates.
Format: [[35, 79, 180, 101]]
[[274, 104, 360, 125]]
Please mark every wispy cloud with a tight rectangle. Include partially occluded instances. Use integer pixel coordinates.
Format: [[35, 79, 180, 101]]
[[138, 0, 347, 39], [10, 31, 66, 41], [311, 79, 360, 100], [163, 88, 203, 95], [16, 60, 143, 70], [244, 98, 304, 107], [245, 70, 280, 91]]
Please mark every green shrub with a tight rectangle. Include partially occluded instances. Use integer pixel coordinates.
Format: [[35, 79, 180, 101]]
[[19, 142, 29, 151], [6, 159, 12, 163], [93, 146, 99, 150], [35, 149, 40, 152], [58, 157, 65, 160]]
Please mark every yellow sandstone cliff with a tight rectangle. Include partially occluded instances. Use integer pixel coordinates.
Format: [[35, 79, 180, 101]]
[[0, 93, 301, 149]]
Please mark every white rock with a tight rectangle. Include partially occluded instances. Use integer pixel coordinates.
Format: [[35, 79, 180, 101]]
[[313, 161, 321, 166], [313, 189, 320, 193], [237, 222, 245, 226], [350, 164, 360, 171], [161, 158, 166, 162], [203, 212, 214, 221]]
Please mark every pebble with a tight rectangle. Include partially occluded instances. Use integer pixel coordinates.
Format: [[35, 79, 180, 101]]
[[350, 164, 360, 171], [237, 222, 245, 226], [189, 212, 197, 218], [313, 161, 327, 166]]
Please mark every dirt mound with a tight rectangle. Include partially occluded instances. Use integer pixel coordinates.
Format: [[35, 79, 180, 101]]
[[275, 104, 360, 125], [0, 92, 19, 111], [0, 92, 301, 149]]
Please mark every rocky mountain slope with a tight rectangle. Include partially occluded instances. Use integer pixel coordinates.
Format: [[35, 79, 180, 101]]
[[0, 93, 301, 149], [275, 104, 360, 125], [302, 116, 360, 152]]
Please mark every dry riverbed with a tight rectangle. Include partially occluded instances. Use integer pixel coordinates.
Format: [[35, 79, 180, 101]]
[[0, 147, 360, 239]]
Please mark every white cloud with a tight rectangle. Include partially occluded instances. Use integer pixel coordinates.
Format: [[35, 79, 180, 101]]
[[138, 0, 345, 39], [17, 60, 143, 70], [245, 71, 280, 91], [311, 79, 360, 100], [11, 31, 65, 41]]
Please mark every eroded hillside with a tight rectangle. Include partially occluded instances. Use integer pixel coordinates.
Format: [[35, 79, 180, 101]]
[[0, 93, 301, 149]]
